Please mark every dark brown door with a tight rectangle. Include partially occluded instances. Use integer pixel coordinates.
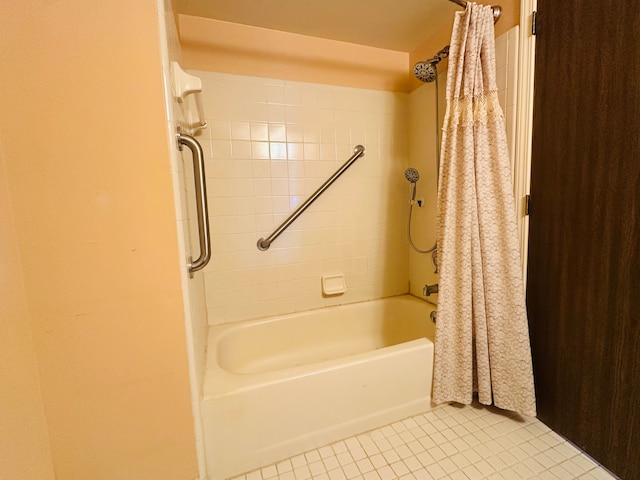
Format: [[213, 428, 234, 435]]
[[527, 1, 640, 478]]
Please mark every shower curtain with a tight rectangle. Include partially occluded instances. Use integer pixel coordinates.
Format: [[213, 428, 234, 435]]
[[433, 3, 536, 416]]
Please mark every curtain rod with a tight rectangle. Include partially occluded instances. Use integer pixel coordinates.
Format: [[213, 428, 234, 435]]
[[448, 0, 502, 23]]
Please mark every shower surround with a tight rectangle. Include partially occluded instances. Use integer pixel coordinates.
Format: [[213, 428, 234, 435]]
[[195, 71, 410, 325], [168, 26, 519, 479]]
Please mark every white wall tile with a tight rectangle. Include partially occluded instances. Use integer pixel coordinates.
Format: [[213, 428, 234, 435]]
[[196, 71, 409, 324]]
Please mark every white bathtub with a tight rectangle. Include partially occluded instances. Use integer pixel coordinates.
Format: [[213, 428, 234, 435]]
[[201, 294, 436, 479]]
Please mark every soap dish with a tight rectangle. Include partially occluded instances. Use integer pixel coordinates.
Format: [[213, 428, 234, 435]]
[[321, 274, 346, 296]]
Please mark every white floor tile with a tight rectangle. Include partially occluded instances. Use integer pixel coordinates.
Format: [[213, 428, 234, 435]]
[[368, 454, 386, 469], [323, 456, 340, 471], [246, 470, 261, 480], [343, 463, 360, 479], [291, 455, 307, 468], [229, 404, 618, 480], [262, 465, 278, 478], [376, 465, 395, 480], [276, 459, 293, 474], [304, 450, 321, 463], [389, 460, 410, 477], [309, 460, 326, 476], [328, 468, 346, 480], [362, 471, 381, 480]]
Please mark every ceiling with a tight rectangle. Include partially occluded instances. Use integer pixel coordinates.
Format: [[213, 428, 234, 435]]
[[175, 0, 461, 52]]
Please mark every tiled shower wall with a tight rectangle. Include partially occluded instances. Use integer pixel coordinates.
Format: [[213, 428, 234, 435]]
[[194, 72, 410, 325]]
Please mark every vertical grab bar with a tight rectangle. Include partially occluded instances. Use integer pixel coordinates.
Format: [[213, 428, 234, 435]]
[[177, 134, 211, 277]]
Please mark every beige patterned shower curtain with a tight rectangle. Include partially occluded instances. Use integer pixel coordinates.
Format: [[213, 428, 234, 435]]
[[433, 3, 536, 416]]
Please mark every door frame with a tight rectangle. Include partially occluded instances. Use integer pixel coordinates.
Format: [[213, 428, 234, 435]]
[[514, 0, 537, 286]]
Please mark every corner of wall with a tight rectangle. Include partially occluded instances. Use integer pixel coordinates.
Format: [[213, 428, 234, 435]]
[[157, 0, 208, 478]]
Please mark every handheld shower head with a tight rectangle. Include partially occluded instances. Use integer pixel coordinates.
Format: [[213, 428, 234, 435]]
[[405, 168, 420, 202], [405, 167, 420, 183]]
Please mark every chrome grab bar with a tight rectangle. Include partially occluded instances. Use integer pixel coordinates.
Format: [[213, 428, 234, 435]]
[[177, 134, 211, 276], [257, 144, 365, 251]]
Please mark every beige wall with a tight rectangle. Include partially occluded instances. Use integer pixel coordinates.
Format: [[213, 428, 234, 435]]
[[180, 0, 520, 94], [0, 1, 198, 479], [180, 15, 411, 92], [0, 141, 55, 479]]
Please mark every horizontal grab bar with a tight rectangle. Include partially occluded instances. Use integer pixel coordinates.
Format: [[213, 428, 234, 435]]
[[257, 145, 365, 251]]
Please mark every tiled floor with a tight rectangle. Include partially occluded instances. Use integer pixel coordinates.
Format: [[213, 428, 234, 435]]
[[229, 403, 617, 480]]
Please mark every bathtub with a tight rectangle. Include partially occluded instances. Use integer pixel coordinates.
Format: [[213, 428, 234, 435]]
[[201, 294, 436, 479]]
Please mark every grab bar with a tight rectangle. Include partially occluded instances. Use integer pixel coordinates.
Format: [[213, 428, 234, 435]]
[[177, 134, 211, 276], [257, 144, 365, 251]]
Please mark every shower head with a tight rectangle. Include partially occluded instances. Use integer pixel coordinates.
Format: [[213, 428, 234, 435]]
[[414, 45, 450, 83], [405, 168, 420, 202], [413, 62, 437, 83], [405, 167, 420, 183]]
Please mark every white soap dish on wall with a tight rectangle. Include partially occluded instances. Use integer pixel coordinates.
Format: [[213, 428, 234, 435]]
[[322, 274, 346, 296], [172, 62, 207, 135]]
